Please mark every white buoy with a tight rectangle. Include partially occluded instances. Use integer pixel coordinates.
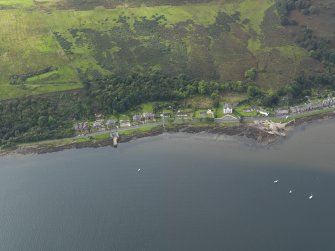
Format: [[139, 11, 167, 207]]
[[289, 190, 293, 194], [273, 179, 279, 184]]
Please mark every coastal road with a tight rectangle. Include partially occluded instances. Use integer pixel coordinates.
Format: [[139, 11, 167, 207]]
[[74, 108, 335, 140]]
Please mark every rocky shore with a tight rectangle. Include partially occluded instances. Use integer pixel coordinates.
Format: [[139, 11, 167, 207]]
[[1, 110, 335, 157]]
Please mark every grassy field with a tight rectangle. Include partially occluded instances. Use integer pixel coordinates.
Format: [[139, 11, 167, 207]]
[[234, 105, 258, 117], [0, 0, 34, 7], [0, 0, 320, 100]]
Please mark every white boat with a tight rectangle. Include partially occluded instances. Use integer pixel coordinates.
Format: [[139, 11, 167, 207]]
[[273, 179, 279, 184], [289, 190, 293, 194], [138, 168, 141, 172], [309, 194, 313, 200]]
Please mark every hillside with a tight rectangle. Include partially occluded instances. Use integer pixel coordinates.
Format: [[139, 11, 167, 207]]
[[0, 0, 329, 100]]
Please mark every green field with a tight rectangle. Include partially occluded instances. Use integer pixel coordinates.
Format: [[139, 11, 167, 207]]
[[0, 0, 318, 100]]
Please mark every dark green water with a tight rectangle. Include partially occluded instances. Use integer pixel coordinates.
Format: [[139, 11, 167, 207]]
[[0, 120, 334, 251]]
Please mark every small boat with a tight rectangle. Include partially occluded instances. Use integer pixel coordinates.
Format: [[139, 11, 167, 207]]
[[138, 168, 141, 172], [309, 194, 313, 200], [289, 190, 293, 194], [273, 179, 279, 184]]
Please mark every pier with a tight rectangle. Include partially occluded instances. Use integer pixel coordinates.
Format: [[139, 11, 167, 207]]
[[110, 131, 119, 148]]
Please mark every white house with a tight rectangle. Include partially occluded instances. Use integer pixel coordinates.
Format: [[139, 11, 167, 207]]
[[223, 103, 233, 114]]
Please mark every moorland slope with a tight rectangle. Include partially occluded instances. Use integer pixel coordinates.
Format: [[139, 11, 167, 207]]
[[0, 0, 329, 99]]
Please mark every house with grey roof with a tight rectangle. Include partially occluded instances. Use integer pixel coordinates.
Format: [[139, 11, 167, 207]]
[[143, 112, 155, 121], [105, 119, 116, 128], [275, 108, 289, 116], [132, 114, 143, 122]]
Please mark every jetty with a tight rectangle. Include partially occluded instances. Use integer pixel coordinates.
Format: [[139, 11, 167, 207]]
[[110, 131, 119, 148]]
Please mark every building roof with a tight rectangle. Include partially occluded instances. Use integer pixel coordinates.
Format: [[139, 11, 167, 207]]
[[106, 119, 115, 125], [224, 103, 232, 109]]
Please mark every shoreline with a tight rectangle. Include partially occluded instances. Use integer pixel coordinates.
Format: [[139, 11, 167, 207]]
[[1, 110, 335, 157]]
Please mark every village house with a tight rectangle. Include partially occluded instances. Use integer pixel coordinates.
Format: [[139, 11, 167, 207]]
[[176, 112, 190, 117], [133, 112, 155, 122], [199, 109, 214, 117], [290, 97, 335, 114], [322, 97, 335, 107], [290, 104, 308, 114], [92, 119, 105, 130], [105, 119, 116, 129], [73, 121, 89, 133], [223, 103, 233, 114], [310, 101, 323, 110], [132, 114, 143, 122], [160, 113, 171, 118], [176, 110, 190, 117], [275, 108, 289, 116], [143, 112, 155, 121], [120, 120, 131, 128]]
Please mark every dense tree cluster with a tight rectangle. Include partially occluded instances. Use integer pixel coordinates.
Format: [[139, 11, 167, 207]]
[[272, 73, 335, 105], [275, 1, 334, 104], [85, 71, 248, 114], [244, 68, 257, 81], [10, 67, 57, 85], [0, 93, 87, 147], [208, 11, 239, 36], [297, 28, 335, 65], [242, 72, 335, 107], [276, 0, 315, 25], [53, 32, 72, 54]]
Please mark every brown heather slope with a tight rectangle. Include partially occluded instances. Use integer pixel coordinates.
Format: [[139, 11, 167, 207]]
[[0, 0, 334, 100]]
